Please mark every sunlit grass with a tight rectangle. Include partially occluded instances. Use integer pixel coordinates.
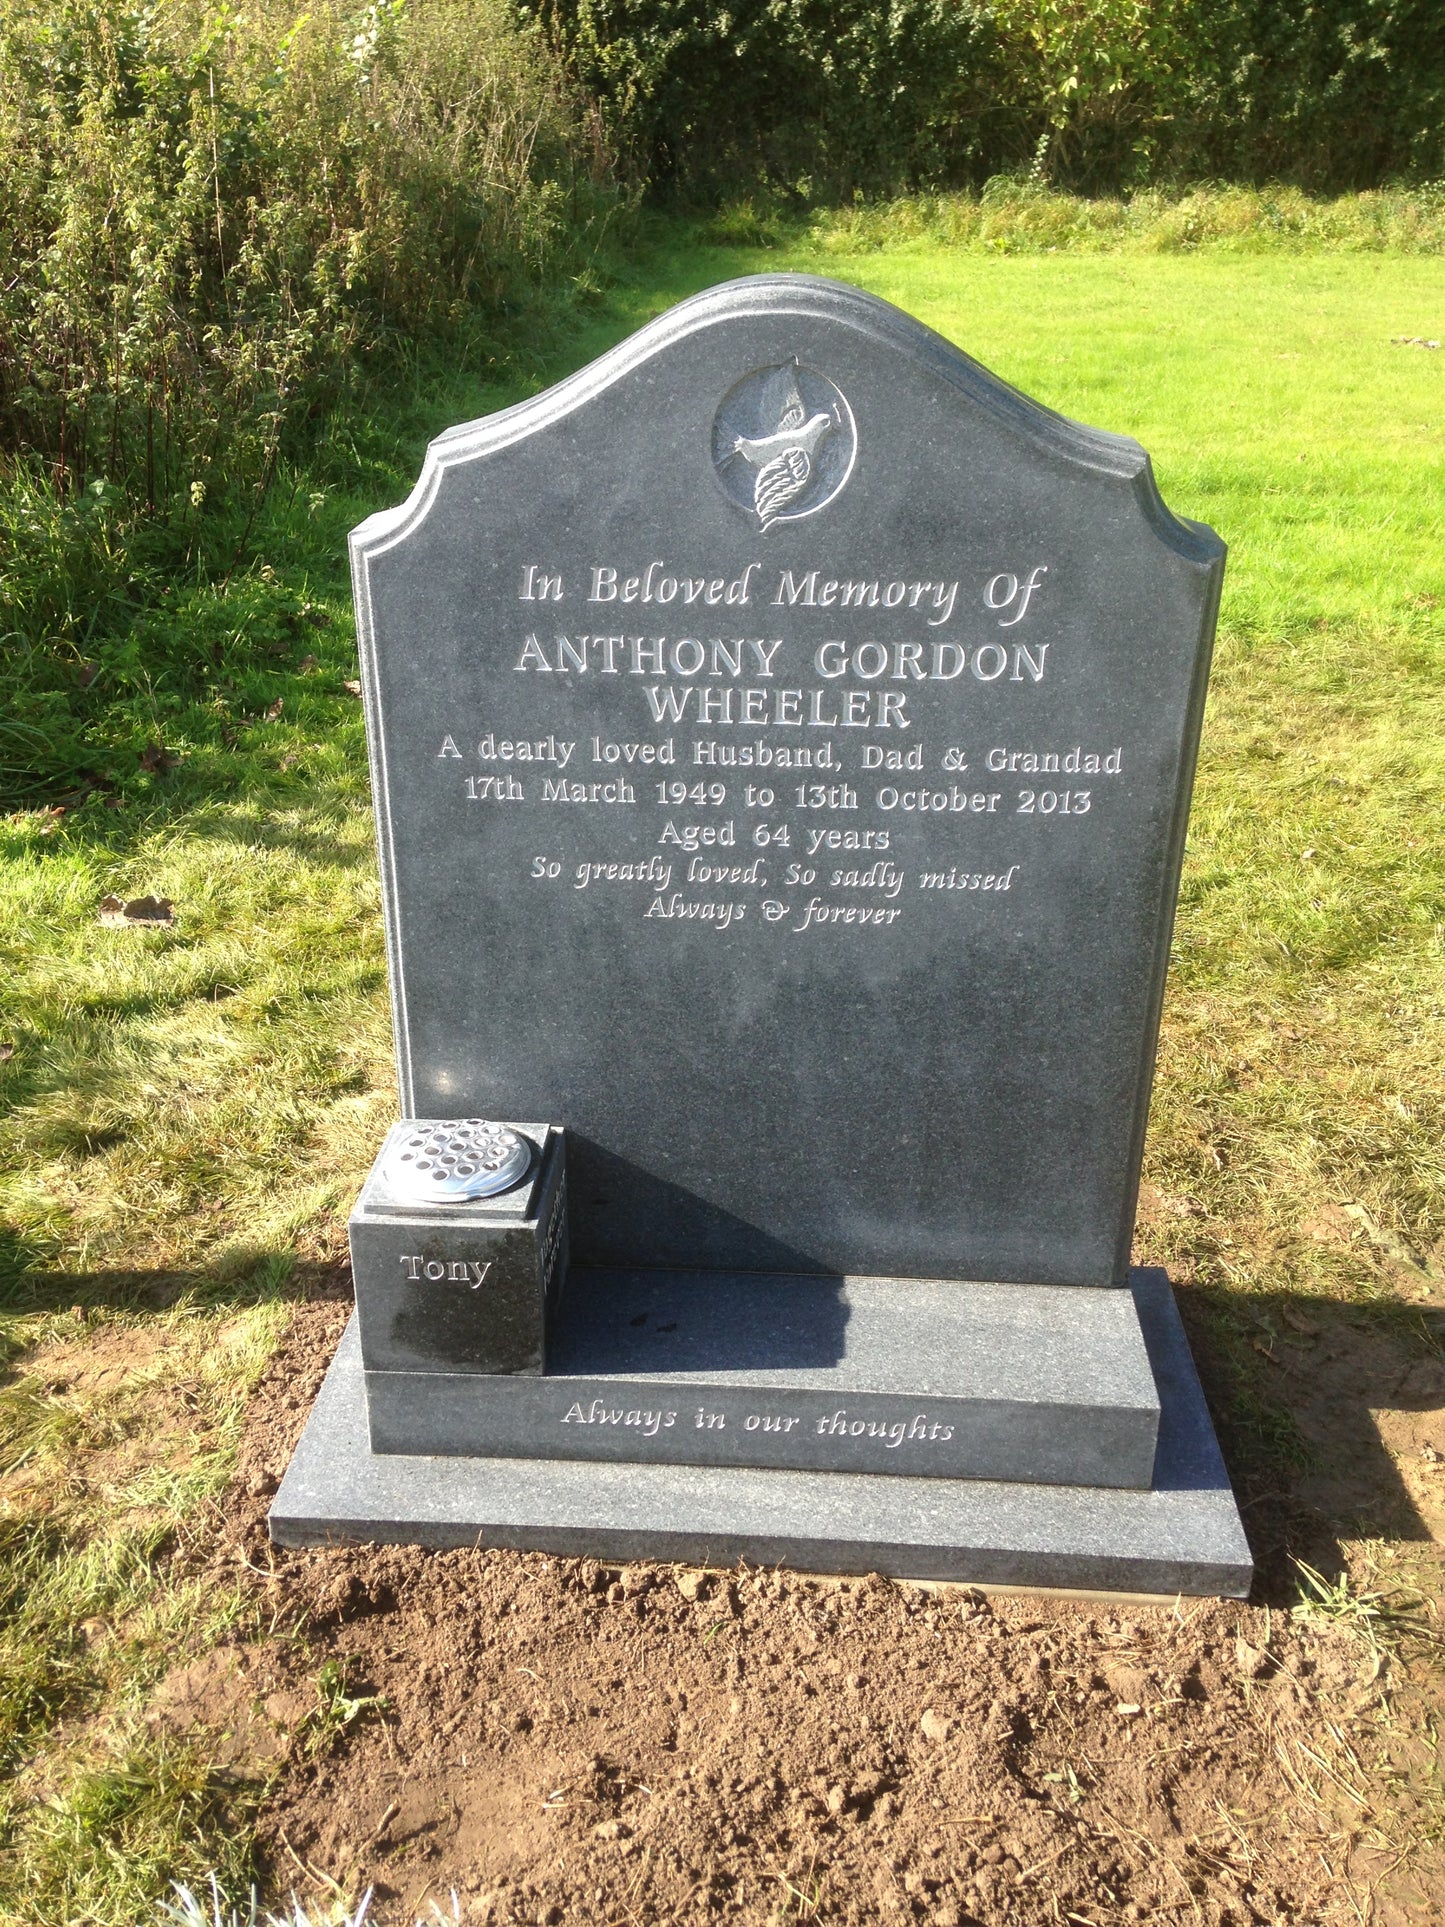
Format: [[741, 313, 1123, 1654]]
[[2, 203, 1443, 1916], [4, 1731, 262, 1926], [0, 1247, 289, 1916], [726, 183, 1445, 260]]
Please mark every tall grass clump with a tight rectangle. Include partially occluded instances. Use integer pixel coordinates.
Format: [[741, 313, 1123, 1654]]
[[0, 0, 619, 804]]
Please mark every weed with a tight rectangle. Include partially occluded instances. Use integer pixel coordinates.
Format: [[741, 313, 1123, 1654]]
[[769, 1850, 825, 1920], [1042, 1762, 1090, 1805], [1292, 1557, 1441, 1651], [794, 183, 1445, 257], [301, 1661, 386, 1757]]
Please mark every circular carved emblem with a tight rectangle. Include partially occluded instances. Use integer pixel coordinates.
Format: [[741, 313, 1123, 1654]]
[[712, 359, 856, 531], [383, 1120, 534, 1204]]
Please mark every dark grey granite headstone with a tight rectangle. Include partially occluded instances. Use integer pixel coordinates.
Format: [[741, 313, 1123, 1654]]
[[270, 275, 1251, 1598], [350, 275, 1223, 1286]]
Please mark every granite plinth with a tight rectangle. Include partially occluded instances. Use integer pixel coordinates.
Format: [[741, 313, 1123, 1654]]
[[270, 1271, 1253, 1598], [351, 1123, 567, 1376], [364, 1269, 1160, 1488]]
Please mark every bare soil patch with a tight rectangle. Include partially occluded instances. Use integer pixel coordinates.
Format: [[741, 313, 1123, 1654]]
[[159, 1294, 1445, 1926]]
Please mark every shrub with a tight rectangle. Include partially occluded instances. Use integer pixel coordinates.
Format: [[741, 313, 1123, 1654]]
[[533, 0, 1445, 199], [1178, 1, 1445, 190], [0, 0, 614, 506], [524, 0, 1024, 200], [0, 0, 620, 802]]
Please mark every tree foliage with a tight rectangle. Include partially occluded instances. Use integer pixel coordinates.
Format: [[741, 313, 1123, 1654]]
[[531, 0, 1445, 198]]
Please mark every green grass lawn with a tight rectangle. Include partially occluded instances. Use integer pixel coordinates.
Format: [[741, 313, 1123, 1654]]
[[617, 238, 1445, 638], [2, 218, 1443, 1919]]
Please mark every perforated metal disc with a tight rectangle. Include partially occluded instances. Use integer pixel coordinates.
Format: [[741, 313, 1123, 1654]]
[[383, 1120, 533, 1204]]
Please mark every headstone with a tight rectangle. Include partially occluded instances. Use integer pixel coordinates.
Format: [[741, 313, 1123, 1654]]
[[272, 275, 1252, 1597]]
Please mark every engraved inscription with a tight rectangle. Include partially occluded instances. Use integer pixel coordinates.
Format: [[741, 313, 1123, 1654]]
[[562, 1399, 677, 1434], [553, 1395, 960, 1450], [421, 545, 1146, 940], [400, 1255, 493, 1288]]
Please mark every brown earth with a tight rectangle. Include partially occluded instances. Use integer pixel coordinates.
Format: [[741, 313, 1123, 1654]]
[[149, 1289, 1445, 1927]]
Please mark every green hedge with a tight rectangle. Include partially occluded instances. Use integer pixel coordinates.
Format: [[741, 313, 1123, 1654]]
[[529, 0, 1445, 198], [522, 0, 1021, 196]]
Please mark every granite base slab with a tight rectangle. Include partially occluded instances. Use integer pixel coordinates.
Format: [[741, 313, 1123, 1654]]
[[365, 1270, 1160, 1489], [270, 1272, 1252, 1597]]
